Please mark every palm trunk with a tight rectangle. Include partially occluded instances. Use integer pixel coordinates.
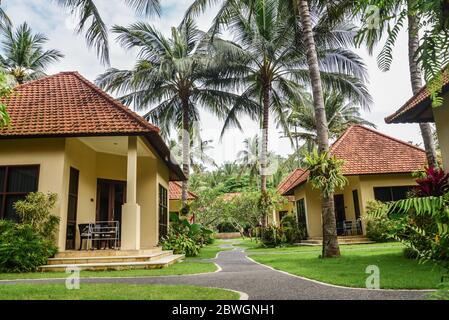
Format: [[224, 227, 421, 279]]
[[297, 0, 340, 258], [181, 97, 190, 211], [260, 82, 270, 228], [407, 2, 438, 168]]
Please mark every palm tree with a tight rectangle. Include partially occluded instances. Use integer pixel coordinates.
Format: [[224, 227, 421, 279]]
[[406, 0, 437, 167], [52, 0, 160, 65], [295, 0, 341, 258], [187, 0, 370, 257], [353, 0, 438, 168], [168, 126, 217, 174], [96, 18, 241, 206], [211, 0, 369, 228], [286, 91, 375, 152], [0, 23, 64, 84]]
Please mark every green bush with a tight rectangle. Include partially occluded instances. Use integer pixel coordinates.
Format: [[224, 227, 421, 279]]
[[0, 220, 57, 272], [161, 229, 200, 257], [363, 200, 396, 242], [14, 192, 59, 244], [281, 215, 307, 243], [260, 225, 286, 247]]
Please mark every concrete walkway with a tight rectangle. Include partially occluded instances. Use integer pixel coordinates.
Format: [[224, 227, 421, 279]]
[[0, 244, 429, 300]]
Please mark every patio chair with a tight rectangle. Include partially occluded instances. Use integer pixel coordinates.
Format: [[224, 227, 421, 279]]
[[343, 220, 354, 236], [78, 224, 92, 250]]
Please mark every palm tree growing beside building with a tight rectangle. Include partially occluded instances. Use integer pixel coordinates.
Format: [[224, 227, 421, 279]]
[[286, 91, 375, 153], [96, 18, 245, 207], [0, 23, 64, 84]]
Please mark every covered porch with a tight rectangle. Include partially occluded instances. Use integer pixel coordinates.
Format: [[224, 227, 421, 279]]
[[60, 135, 169, 252]]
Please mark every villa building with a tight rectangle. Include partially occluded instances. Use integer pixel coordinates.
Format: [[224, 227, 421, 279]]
[[278, 125, 426, 238]]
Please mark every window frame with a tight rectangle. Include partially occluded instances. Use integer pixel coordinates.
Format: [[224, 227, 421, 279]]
[[0, 165, 40, 220], [296, 198, 307, 227], [158, 184, 168, 241], [373, 185, 415, 202]]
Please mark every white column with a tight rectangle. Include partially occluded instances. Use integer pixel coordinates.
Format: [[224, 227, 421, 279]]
[[121, 136, 141, 250]]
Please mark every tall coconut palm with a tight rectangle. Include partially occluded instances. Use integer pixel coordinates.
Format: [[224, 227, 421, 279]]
[[51, 0, 160, 65], [295, 0, 340, 257], [354, 0, 438, 167], [0, 23, 64, 84], [286, 91, 375, 152], [237, 135, 277, 187], [187, 0, 371, 257], [168, 125, 217, 174], [212, 0, 370, 230], [96, 18, 244, 206], [407, 1, 437, 167]]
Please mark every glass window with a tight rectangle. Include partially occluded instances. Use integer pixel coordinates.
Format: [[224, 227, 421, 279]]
[[0, 166, 39, 220], [392, 186, 413, 201], [374, 186, 415, 202], [158, 184, 168, 241], [0, 167, 5, 192], [296, 199, 307, 226], [4, 195, 26, 222], [7, 167, 38, 193]]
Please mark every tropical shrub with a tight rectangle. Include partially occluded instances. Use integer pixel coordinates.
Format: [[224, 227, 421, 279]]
[[281, 215, 307, 243], [413, 167, 449, 197], [162, 213, 214, 256], [381, 195, 449, 268], [14, 192, 59, 243], [363, 200, 396, 242], [260, 225, 286, 247], [161, 229, 200, 257], [0, 220, 57, 272]]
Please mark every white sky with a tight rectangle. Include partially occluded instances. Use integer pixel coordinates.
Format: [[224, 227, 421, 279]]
[[3, 0, 426, 167]]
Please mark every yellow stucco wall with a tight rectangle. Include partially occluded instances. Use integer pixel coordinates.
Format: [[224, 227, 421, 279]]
[[0, 138, 66, 243], [0, 136, 170, 251], [434, 96, 449, 170], [292, 173, 417, 238], [271, 199, 294, 226]]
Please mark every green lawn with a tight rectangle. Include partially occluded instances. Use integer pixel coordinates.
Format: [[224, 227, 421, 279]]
[[250, 243, 444, 289], [187, 242, 232, 260], [0, 262, 217, 280], [0, 283, 240, 300]]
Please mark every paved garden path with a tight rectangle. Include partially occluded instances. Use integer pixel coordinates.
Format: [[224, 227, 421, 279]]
[[1, 242, 429, 300]]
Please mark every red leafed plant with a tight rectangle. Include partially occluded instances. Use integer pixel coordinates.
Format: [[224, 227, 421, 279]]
[[415, 167, 449, 197]]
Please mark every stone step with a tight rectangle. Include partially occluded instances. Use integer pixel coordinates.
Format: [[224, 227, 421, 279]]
[[54, 247, 162, 258], [39, 254, 185, 272], [47, 250, 173, 265], [300, 237, 375, 246]]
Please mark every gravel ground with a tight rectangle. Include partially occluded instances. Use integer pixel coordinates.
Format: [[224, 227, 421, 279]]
[[0, 244, 429, 300]]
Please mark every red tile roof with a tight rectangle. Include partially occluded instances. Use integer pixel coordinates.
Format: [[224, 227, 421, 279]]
[[280, 125, 426, 195], [0, 72, 160, 137], [385, 72, 449, 124], [169, 182, 197, 200], [0, 72, 186, 181], [277, 169, 309, 195]]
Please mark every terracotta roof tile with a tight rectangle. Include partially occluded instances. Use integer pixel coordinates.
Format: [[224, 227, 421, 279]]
[[280, 125, 426, 195], [0, 72, 160, 137], [169, 181, 197, 200], [277, 169, 309, 195], [385, 72, 449, 123], [0, 72, 186, 181]]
